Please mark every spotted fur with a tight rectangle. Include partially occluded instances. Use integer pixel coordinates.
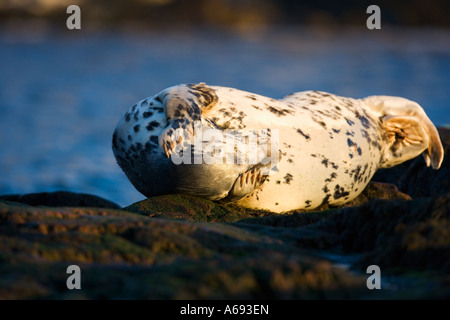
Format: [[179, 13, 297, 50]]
[[113, 83, 444, 213]]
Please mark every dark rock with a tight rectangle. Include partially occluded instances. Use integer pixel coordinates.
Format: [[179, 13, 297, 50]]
[[310, 193, 450, 276], [343, 181, 412, 207], [0, 191, 121, 209], [124, 194, 276, 222], [0, 201, 370, 299]]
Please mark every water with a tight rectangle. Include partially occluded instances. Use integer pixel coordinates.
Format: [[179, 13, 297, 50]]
[[0, 26, 449, 207]]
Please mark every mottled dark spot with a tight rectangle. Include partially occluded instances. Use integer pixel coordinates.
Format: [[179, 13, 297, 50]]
[[154, 95, 162, 103], [325, 172, 337, 183], [127, 134, 132, 141], [323, 185, 329, 193], [359, 116, 370, 129], [305, 200, 312, 208], [125, 113, 131, 122], [276, 180, 281, 184], [267, 106, 292, 117], [174, 109, 183, 118], [112, 132, 118, 149], [333, 184, 350, 200], [346, 118, 355, 126], [361, 129, 370, 140], [335, 106, 341, 111], [146, 121, 160, 131], [283, 173, 293, 184], [143, 111, 153, 118], [287, 159, 294, 163], [352, 165, 362, 182], [296, 128, 310, 140], [134, 111, 140, 121], [133, 125, 140, 133], [332, 128, 341, 134], [150, 136, 159, 145], [151, 107, 164, 113], [320, 194, 331, 206]]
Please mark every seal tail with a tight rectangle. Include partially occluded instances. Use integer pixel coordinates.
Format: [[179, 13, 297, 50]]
[[363, 95, 444, 169]]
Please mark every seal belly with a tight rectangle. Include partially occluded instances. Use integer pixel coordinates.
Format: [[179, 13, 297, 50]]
[[233, 101, 383, 212]]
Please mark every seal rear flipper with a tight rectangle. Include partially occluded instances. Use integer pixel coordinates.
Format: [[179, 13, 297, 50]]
[[380, 114, 443, 169], [364, 95, 444, 169]]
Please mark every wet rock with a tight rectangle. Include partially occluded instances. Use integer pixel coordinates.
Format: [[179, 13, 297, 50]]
[[343, 181, 412, 207], [0, 191, 121, 209], [124, 194, 276, 222], [0, 200, 369, 299]]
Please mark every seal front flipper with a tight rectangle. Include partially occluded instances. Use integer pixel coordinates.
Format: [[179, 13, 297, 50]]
[[157, 83, 218, 157], [220, 130, 282, 203], [221, 164, 269, 202]]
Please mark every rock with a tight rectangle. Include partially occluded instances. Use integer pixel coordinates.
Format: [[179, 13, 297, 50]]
[[343, 181, 412, 207], [294, 193, 450, 277], [0, 200, 370, 299], [0, 191, 121, 209], [123, 180, 412, 223], [124, 193, 276, 222]]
